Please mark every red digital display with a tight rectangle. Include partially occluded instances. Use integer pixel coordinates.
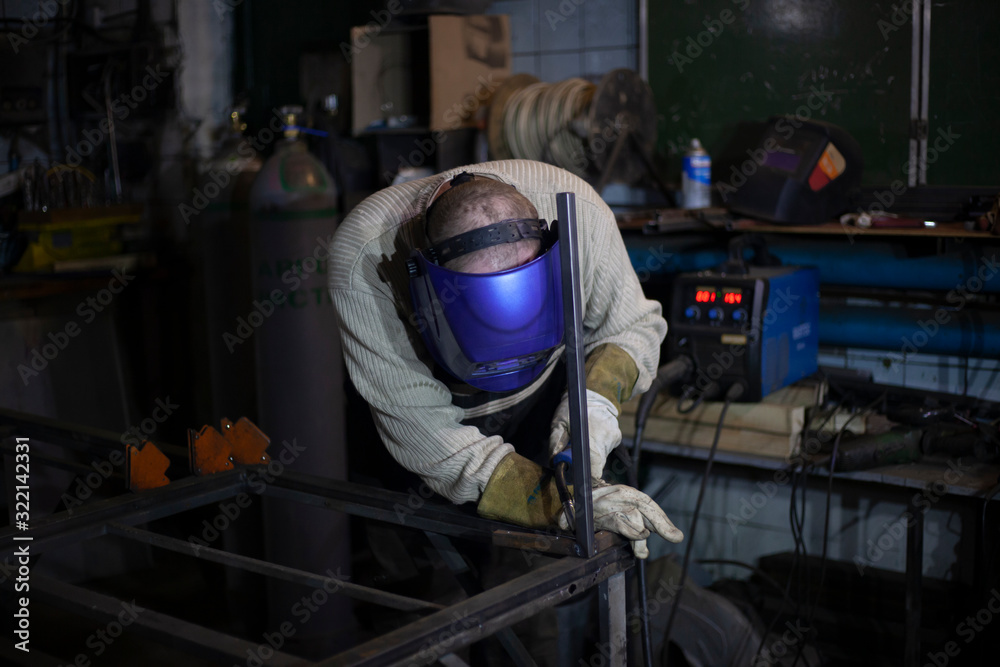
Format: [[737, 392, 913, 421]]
[[695, 289, 716, 303], [724, 292, 742, 304]]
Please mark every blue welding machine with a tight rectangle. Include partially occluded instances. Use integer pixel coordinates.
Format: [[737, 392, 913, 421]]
[[668, 265, 820, 402]]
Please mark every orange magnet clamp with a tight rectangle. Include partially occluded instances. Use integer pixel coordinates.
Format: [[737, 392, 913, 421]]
[[188, 424, 234, 476], [221, 417, 271, 465], [126, 441, 171, 492]]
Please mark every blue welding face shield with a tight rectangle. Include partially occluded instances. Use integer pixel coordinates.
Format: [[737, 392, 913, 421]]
[[406, 174, 564, 392]]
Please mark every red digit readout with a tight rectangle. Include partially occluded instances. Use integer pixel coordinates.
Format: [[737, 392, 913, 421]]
[[695, 290, 716, 303], [724, 292, 742, 304]]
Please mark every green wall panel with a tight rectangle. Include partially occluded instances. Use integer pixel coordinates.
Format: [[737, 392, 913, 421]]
[[926, 0, 1000, 186], [648, 0, 996, 188]]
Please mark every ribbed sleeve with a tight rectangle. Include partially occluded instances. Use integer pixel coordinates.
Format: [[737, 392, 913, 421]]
[[329, 160, 667, 503]]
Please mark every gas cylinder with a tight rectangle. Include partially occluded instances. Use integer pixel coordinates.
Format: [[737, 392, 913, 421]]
[[248, 105, 351, 654], [196, 105, 262, 425]]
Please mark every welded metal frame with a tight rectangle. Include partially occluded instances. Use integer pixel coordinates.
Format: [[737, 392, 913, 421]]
[[0, 460, 631, 666], [1, 191, 629, 664]]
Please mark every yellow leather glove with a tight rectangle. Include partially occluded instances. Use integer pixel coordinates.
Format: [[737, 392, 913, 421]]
[[477, 452, 563, 529], [478, 454, 685, 558]]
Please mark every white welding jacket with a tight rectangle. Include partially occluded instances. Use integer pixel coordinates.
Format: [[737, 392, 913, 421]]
[[328, 159, 667, 504]]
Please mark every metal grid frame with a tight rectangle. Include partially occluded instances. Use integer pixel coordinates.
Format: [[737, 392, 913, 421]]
[[1, 457, 630, 666], [1, 191, 632, 665]]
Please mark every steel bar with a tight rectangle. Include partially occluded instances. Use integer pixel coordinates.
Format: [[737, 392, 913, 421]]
[[597, 571, 627, 666], [0, 407, 187, 462], [0, 470, 246, 559], [265, 470, 595, 557], [491, 527, 622, 555], [25, 574, 304, 666], [107, 522, 443, 613], [319, 546, 633, 667], [424, 532, 537, 666], [905, 495, 925, 667], [556, 191, 596, 557]]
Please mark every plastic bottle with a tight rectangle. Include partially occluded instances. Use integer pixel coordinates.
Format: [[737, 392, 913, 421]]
[[682, 138, 712, 209]]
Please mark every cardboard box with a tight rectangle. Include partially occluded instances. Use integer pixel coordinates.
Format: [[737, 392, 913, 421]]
[[351, 15, 510, 135]]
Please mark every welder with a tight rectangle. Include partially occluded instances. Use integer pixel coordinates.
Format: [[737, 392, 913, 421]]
[[328, 159, 682, 557]]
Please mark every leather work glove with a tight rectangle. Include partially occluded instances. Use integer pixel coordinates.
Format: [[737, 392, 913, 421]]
[[558, 480, 683, 558], [549, 389, 622, 480], [478, 453, 684, 558], [477, 452, 565, 529], [549, 344, 639, 480]]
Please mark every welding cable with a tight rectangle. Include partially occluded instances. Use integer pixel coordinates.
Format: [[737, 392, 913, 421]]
[[749, 458, 809, 665], [675, 381, 719, 415], [776, 392, 884, 667], [630, 357, 696, 487], [627, 357, 695, 667], [662, 382, 744, 664], [748, 399, 850, 666], [789, 396, 880, 667]]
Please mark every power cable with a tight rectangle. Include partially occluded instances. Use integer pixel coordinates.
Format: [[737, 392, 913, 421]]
[[662, 382, 744, 663]]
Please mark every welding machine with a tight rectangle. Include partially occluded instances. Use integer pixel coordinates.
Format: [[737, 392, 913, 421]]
[[668, 265, 820, 402]]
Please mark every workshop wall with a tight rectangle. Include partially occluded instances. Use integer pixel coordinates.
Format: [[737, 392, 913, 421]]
[[488, 0, 638, 81], [648, 0, 1000, 187]]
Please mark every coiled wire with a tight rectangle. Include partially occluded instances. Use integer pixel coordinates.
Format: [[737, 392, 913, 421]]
[[499, 78, 595, 177]]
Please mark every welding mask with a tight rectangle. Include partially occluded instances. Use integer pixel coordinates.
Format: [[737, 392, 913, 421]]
[[406, 174, 564, 392]]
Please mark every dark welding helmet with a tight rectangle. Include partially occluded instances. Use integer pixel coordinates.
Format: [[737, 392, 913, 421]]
[[406, 173, 564, 392]]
